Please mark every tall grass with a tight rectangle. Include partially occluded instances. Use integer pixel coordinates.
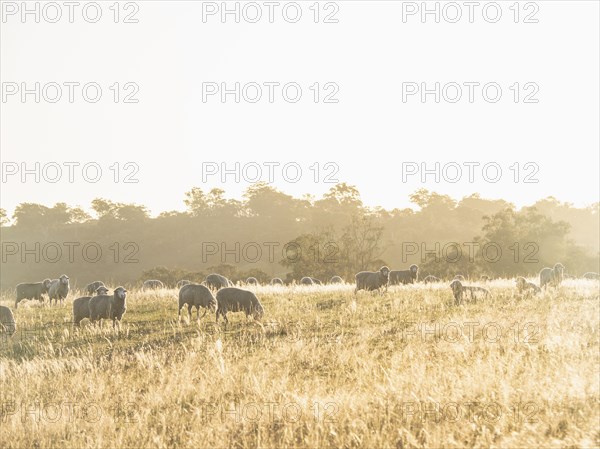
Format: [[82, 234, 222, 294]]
[[1, 280, 599, 448]]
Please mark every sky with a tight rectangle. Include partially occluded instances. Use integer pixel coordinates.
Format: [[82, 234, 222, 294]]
[[1, 1, 599, 216]]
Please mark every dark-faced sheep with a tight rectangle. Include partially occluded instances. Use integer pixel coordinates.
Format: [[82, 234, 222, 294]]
[[310, 277, 323, 285], [15, 279, 52, 308], [85, 281, 105, 295], [178, 284, 217, 322], [216, 287, 264, 324], [515, 277, 541, 295], [143, 279, 164, 290], [176, 280, 191, 289], [72, 286, 110, 327], [48, 275, 70, 305], [449, 280, 489, 305], [300, 277, 314, 286], [205, 273, 232, 290], [583, 272, 599, 280], [355, 266, 390, 294], [89, 287, 127, 328], [388, 264, 419, 285], [246, 277, 258, 285], [422, 275, 440, 284], [270, 278, 284, 285], [329, 276, 344, 284], [540, 263, 564, 289], [0, 305, 16, 336]]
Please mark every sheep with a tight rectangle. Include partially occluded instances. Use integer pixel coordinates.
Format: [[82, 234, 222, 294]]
[[177, 280, 192, 288], [540, 263, 564, 289], [310, 277, 323, 285], [583, 272, 599, 280], [15, 279, 52, 308], [178, 284, 217, 322], [246, 277, 258, 285], [329, 276, 344, 284], [422, 275, 440, 284], [515, 277, 541, 295], [0, 305, 16, 336], [143, 279, 164, 290], [85, 281, 105, 295], [89, 287, 128, 328], [270, 278, 284, 285], [355, 266, 390, 294], [449, 280, 489, 305], [72, 286, 110, 327], [300, 277, 314, 285], [216, 287, 264, 324], [205, 273, 232, 290], [388, 264, 419, 285], [48, 275, 70, 306]]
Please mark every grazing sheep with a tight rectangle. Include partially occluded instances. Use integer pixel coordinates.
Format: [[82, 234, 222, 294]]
[[0, 306, 16, 336], [216, 287, 264, 324], [540, 263, 564, 289], [583, 272, 599, 280], [72, 286, 110, 327], [205, 273, 232, 290], [270, 278, 284, 285], [453, 275, 466, 281], [85, 281, 105, 295], [449, 280, 489, 305], [177, 280, 192, 289], [388, 264, 419, 285], [310, 277, 323, 285], [178, 284, 217, 322], [515, 277, 541, 295], [300, 277, 314, 286], [329, 276, 344, 284], [15, 279, 52, 308], [246, 277, 258, 285], [48, 275, 70, 306], [422, 275, 440, 284], [355, 266, 390, 294], [89, 287, 128, 328], [143, 279, 164, 290]]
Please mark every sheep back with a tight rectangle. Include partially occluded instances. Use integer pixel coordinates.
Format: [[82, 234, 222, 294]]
[[0, 305, 16, 336], [216, 287, 264, 321]]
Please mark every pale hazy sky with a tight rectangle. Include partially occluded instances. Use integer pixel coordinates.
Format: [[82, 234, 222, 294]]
[[1, 1, 599, 216]]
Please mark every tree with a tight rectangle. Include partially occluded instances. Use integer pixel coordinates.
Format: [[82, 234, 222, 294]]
[[341, 214, 385, 273], [184, 187, 241, 218], [184, 187, 209, 217], [243, 182, 299, 219], [116, 204, 149, 221], [477, 207, 572, 276], [12, 203, 49, 227], [280, 230, 340, 280], [91, 198, 119, 219], [0, 208, 10, 226]]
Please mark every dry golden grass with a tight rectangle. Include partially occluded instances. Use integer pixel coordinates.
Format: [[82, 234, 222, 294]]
[[1, 280, 599, 448]]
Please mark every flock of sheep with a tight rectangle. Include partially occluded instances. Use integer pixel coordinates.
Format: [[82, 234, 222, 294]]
[[0, 263, 598, 337]]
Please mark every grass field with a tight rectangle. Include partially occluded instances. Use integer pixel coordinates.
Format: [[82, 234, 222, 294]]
[[1, 280, 599, 449]]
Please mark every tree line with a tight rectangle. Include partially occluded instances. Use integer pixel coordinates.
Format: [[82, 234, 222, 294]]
[[1, 183, 598, 288]]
